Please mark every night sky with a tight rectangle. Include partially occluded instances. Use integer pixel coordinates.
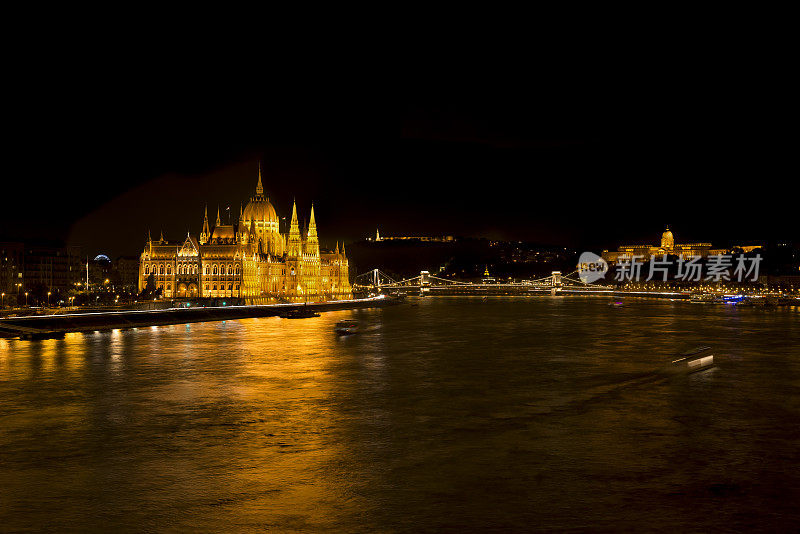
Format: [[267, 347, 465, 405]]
[[5, 53, 794, 259]]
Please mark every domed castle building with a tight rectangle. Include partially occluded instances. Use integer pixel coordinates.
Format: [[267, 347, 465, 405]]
[[138, 166, 351, 301], [601, 226, 730, 264]]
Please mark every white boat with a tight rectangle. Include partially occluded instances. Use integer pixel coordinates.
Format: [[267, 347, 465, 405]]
[[335, 320, 359, 335], [671, 346, 714, 373]]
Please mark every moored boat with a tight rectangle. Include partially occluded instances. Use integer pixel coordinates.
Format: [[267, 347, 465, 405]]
[[280, 307, 321, 319]]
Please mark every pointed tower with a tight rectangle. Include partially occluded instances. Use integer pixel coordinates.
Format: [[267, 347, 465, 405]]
[[335, 241, 339, 255], [159, 229, 165, 243], [215, 206, 221, 227], [200, 205, 210, 244], [376, 228, 381, 241], [238, 204, 248, 244], [288, 199, 301, 258], [306, 204, 319, 256], [256, 161, 264, 198]]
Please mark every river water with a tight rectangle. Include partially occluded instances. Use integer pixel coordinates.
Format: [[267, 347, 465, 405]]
[[1, 297, 799, 532]]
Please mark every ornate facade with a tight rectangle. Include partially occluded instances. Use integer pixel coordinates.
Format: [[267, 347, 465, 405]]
[[138, 167, 351, 302], [602, 227, 729, 263]]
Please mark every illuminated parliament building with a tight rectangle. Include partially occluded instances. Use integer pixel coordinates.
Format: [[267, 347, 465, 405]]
[[138, 167, 351, 301]]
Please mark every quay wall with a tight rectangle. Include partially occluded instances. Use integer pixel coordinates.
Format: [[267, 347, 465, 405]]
[[0, 296, 392, 337]]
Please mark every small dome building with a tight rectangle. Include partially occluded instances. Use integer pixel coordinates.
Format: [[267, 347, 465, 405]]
[[660, 226, 674, 251]]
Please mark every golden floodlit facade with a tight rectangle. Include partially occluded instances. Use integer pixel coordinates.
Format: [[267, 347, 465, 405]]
[[602, 226, 730, 264], [138, 167, 351, 302]]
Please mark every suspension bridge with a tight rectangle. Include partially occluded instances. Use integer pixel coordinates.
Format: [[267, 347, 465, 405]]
[[353, 269, 613, 296]]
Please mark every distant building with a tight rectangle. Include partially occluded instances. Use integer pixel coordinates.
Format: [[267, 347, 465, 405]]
[[0, 242, 24, 306], [139, 166, 351, 301], [115, 256, 140, 293], [602, 227, 729, 263], [368, 231, 455, 243], [0, 241, 82, 306]]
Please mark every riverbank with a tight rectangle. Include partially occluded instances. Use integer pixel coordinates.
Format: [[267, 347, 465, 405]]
[[0, 295, 394, 339]]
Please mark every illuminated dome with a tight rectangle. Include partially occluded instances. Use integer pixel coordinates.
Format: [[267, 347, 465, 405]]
[[242, 164, 278, 223], [660, 226, 674, 250], [242, 196, 278, 223]]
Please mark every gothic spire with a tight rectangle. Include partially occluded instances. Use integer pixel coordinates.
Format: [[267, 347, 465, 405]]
[[216, 206, 221, 226], [288, 199, 301, 258], [256, 161, 264, 197], [200, 205, 210, 245], [308, 204, 317, 239], [289, 199, 299, 236]]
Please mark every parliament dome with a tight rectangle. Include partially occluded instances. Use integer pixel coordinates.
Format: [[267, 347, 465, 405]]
[[242, 165, 278, 223], [242, 197, 278, 223]]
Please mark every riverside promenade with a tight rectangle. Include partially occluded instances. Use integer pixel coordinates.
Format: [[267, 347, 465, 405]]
[[0, 295, 392, 339]]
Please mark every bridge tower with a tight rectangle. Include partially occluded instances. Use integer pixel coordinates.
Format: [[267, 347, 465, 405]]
[[420, 270, 430, 295], [551, 271, 562, 295]]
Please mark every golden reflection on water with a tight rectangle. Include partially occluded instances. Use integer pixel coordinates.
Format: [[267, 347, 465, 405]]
[[1, 311, 376, 525], [1, 299, 799, 531]]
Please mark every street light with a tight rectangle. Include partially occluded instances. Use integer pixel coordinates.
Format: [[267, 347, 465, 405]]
[[1, 292, 4, 307], [25, 292, 29, 306], [47, 291, 51, 306]]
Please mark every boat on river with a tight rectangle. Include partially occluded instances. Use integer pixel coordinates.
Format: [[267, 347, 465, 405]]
[[335, 320, 359, 335], [670, 345, 714, 373], [279, 307, 321, 319]]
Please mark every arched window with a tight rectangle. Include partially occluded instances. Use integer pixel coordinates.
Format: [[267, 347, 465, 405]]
[[145, 265, 150, 275], [193, 265, 198, 275], [228, 284, 232, 290], [204, 284, 209, 291], [204, 265, 208, 275], [159, 265, 164, 275], [167, 265, 172, 275], [235, 265, 241, 275], [212, 284, 217, 290], [235, 284, 240, 290], [167, 283, 171, 290], [213, 265, 218, 275]]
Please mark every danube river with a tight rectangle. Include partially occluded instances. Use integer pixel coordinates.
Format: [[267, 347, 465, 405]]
[[1, 297, 798, 531]]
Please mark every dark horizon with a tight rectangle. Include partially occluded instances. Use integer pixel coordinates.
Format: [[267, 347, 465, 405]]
[[5, 77, 795, 259]]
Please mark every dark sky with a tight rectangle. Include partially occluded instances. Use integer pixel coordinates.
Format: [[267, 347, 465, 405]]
[[4, 46, 794, 258]]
